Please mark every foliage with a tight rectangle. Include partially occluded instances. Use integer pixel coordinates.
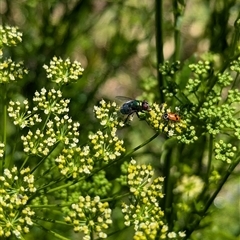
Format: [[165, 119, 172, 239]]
[[0, 0, 240, 239]]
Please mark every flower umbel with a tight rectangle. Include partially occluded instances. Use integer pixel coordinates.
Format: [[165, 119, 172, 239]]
[[8, 100, 42, 128], [146, 103, 187, 137], [43, 56, 84, 85], [93, 99, 124, 128], [0, 26, 22, 51], [55, 126, 125, 178], [173, 175, 204, 201], [122, 160, 186, 239], [65, 196, 112, 239], [33, 88, 70, 115], [0, 166, 36, 239], [0, 59, 28, 83]]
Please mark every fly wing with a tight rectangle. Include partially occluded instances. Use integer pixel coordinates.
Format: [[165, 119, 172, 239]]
[[115, 96, 134, 102]]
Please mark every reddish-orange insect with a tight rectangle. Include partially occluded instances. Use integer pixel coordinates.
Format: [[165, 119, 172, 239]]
[[162, 112, 181, 122]]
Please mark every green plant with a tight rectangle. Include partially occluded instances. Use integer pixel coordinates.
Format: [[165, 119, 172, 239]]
[[0, 1, 240, 239]]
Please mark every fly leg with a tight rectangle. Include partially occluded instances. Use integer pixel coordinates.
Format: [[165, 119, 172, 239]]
[[124, 112, 135, 124], [135, 110, 147, 121], [135, 111, 140, 119]]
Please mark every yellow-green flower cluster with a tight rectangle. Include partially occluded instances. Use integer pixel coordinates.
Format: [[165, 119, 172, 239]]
[[214, 140, 237, 164], [33, 88, 70, 115], [21, 128, 55, 156], [122, 160, 186, 239], [173, 175, 204, 202], [122, 160, 164, 239], [0, 26, 22, 50], [55, 127, 125, 177], [88, 129, 125, 162], [55, 146, 93, 177], [0, 166, 36, 239], [146, 103, 187, 137], [93, 99, 124, 128], [0, 59, 28, 83], [0, 143, 5, 158], [8, 100, 42, 128], [127, 160, 164, 202], [122, 201, 164, 240], [43, 56, 84, 85], [21, 117, 80, 156], [64, 196, 112, 239], [48, 115, 80, 147]]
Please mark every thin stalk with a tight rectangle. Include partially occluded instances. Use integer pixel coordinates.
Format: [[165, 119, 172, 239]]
[[122, 132, 160, 159], [33, 222, 70, 240], [203, 156, 240, 213], [185, 155, 240, 239], [231, 72, 239, 89], [30, 142, 61, 174], [205, 134, 213, 182], [229, 14, 240, 58], [34, 215, 70, 226], [172, 0, 182, 62], [20, 156, 30, 171], [46, 180, 74, 193], [41, 113, 51, 132], [162, 148, 173, 225], [0, 84, 7, 172], [155, 0, 164, 103], [101, 192, 130, 203]]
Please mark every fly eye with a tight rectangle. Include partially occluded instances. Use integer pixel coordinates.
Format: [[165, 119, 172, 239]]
[[142, 101, 149, 110]]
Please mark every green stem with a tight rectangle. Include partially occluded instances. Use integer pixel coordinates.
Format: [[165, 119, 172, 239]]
[[41, 113, 51, 131], [46, 179, 74, 193], [163, 149, 172, 222], [229, 15, 240, 58], [172, 0, 184, 61], [155, 0, 164, 103], [101, 192, 130, 203], [205, 134, 213, 182], [30, 204, 68, 208], [20, 156, 30, 171], [122, 132, 160, 159], [30, 142, 61, 174], [0, 84, 8, 172], [34, 215, 70, 226], [33, 221, 70, 240], [102, 226, 129, 239], [90, 229, 94, 240], [185, 155, 240, 238], [204, 156, 240, 212], [232, 72, 239, 89]]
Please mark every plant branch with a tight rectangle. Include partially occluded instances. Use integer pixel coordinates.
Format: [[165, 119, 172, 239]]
[[185, 155, 240, 238], [155, 0, 164, 102]]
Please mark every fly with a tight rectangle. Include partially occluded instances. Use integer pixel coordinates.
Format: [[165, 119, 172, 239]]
[[116, 96, 150, 123]]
